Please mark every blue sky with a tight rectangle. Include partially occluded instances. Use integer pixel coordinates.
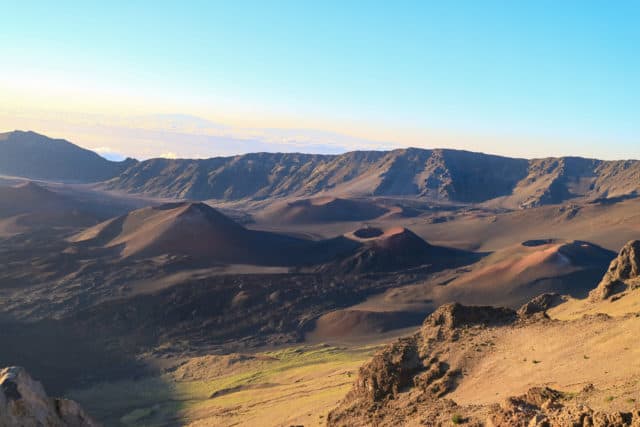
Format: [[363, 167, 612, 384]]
[[1, 1, 638, 159]]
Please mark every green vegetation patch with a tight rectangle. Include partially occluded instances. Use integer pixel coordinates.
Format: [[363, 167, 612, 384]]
[[68, 344, 376, 426]]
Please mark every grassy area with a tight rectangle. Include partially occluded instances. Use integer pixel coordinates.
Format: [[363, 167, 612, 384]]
[[68, 344, 377, 427]]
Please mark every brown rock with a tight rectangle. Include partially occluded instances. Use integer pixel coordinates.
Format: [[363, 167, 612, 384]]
[[590, 240, 640, 301], [0, 366, 99, 427], [422, 302, 517, 341], [349, 336, 420, 403], [517, 293, 565, 318], [329, 303, 519, 426]]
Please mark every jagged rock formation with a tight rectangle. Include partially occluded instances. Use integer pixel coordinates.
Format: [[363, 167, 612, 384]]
[[101, 148, 529, 202], [327, 303, 517, 426], [424, 302, 517, 335], [99, 147, 640, 206], [101, 148, 640, 207], [589, 240, 640, 301], [0, 366, 98, 427]]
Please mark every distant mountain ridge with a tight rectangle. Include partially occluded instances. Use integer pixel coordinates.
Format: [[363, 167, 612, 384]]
[[101, 148, 530, 203], [0, 130, 135, 182], [103, 148, 640, 208], [4, 130, 640, 208]]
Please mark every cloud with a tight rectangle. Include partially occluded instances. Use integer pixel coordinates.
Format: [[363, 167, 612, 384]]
[[0, 110, 397, 160], [91, 146, 128, 161], [159, 151, 178, 159]]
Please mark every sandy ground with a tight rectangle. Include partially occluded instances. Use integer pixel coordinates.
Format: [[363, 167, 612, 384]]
[[549, 291, 640, 320], [450, 315, 640, 411], [249, 196, 640, 253]]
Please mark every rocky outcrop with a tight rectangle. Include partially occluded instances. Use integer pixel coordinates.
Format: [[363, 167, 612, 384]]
[[350, 337, 421, 403], [487, 386, 640, 426], [329, 299, 640, 426], [517, 293, 565, 318], [327, 303, 518, 426], [590, 240, 640, 301], [0, 366, 98, 427], [424, 303, 516, 335]]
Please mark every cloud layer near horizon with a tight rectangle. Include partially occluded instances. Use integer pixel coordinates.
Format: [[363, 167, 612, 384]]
[[0, 111, 397, 160]]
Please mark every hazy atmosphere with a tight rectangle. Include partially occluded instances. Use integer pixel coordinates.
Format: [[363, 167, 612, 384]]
[[2, 1, 639, 159], [2, 3, 640, 427]]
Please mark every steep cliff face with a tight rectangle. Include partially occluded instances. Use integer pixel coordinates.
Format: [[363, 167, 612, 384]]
[[0, 366, 98, 427]]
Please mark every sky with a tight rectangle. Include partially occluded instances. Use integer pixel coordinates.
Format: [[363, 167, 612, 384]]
[[0, 1, 638, 160]]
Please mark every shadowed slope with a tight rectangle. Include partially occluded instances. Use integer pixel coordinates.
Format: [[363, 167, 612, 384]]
[[361, 239, 615, 316], [70, 202, 360, 266], [0, 181, 69, 217], [0, 182, 100, 235], [73, 202, 282, 263], [0, 130, 133, 182], [319, 226, 477, 275], [428, 239, 615, 306]]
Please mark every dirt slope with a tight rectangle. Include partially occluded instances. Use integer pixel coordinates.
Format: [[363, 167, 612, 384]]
[[0, 181, 100, 235], [343, 239, 613, 330], [408, 196, 640, 253], [329, 303, 640, 426], [70, 201, 339, 265], [328, 241, 640, 426], [317, 226, 477, 275]]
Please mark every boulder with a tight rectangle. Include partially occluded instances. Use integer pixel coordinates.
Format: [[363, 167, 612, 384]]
[[590, 240, 640, 301], [517, 293, 565, 318], [0, 366, 98, 427]]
